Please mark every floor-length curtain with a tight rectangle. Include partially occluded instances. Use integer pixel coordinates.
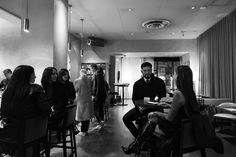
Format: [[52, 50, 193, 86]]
[[197, 10, 236, 101]]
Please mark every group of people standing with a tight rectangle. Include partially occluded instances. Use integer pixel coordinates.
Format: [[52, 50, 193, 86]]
[[0, 64, 109, 155], [74, 64, 109, 135]]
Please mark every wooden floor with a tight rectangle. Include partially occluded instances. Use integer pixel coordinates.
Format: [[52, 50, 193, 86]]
[[50, 100, 236, 157]]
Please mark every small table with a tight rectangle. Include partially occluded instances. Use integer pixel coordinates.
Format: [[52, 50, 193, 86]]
[[114, 83, 129, 106], [134, 100, 171, 113]]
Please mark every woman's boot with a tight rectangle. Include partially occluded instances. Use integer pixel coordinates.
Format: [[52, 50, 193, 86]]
[[121, 121, 156, 154]]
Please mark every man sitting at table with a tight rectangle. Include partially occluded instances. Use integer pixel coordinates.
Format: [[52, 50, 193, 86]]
[[123, 62, 166, 138]]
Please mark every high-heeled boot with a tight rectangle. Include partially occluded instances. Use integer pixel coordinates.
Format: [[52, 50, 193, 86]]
[[121, 121, 156, 154]]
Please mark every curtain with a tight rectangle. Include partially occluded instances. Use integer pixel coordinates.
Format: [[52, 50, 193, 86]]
[[197, 10, 236, 101]]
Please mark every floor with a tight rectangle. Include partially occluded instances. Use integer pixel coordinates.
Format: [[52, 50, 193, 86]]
[[50, 100, 236, 157]]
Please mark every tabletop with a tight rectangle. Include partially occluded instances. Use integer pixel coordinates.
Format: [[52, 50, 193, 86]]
[[114, 83, 130, 87], [134, 100, 171, 109]]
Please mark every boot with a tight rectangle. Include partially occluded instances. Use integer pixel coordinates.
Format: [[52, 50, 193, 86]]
[[121, 121, 156, 154], [121, 139, 140, 154]]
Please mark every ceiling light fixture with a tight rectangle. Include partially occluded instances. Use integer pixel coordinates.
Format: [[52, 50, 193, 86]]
[[200, 6, 207, 10], [80, 18, 84, 57], [68, 4, 72, 51], [128, 8, 133, 12], [217, 13, 228, 18], [24, 0, 29, 33], [142, 19, 171, 30], [191, 6, 196, 10]]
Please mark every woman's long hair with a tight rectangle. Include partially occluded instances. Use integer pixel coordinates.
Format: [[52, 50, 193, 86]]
[[58, 68, 70, 83], [1, 65, 34, 115], [41, 67, 57, 91], [176, 65, 200, 116]]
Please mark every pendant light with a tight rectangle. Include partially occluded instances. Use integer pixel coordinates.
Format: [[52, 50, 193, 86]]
[[80, 18, 84, 57], [24, 0, 29, 32], [68, 4, 72, 51]]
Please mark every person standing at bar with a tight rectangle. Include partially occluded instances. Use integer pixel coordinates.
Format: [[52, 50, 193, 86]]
[[74, 69, 94, 136], [91, 65, 109, 131], [0, 69, 12, 91], [123, 62, 166, 138]]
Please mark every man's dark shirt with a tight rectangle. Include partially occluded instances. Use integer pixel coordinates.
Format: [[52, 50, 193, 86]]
[[132, 75, 166, 104], [0, 79, 9, 90]]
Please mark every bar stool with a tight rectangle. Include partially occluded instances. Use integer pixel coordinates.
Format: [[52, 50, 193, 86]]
[[48, 104, 77, 157]]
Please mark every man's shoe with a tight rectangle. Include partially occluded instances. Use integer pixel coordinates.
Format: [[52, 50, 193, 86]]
[[93, 124, 103, 131], [74, 125, 80, 135]]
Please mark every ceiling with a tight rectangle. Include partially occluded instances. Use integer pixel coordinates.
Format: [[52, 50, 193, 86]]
[[0, 0, 236, 41], [70, 0, 236, 40]]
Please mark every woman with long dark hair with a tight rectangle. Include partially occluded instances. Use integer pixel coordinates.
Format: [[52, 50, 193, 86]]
[[122, 65, 222, 155], [41, 67, 58, 107], [0, 65, 51, 155], [57, 68, 76, 109]]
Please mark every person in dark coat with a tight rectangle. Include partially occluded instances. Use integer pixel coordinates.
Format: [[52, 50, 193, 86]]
[[0, 65, 51, 155], [41, 67, 58, 107], [91, 65, 109, 131], [57, 68, 76, 108], [41, 67, 63, 128], [123, 62, 166, 138]]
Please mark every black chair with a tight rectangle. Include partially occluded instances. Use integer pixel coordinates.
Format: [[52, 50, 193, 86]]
[[48, 104, 77, 157], [172, 119, 206, 157], [0, 116, 48, 157]]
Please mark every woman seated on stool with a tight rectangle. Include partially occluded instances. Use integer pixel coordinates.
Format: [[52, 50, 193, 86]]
[[121, 65, 224, 155], [0, 65, 51, 156]]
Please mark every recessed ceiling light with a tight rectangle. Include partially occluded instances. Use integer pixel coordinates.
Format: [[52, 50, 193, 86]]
[[217, 13, 228, 18], [128, 8, 133, 12], [200, 6, 207, 10], [191, 6, 196, 10], [171, 32, 176, 35], [142, 19, 171, 30], [130, 33, 134, 36]]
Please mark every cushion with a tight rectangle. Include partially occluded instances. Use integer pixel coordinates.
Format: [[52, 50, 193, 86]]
[[213, 113, 236, 121], [218, 102, 236, 109]]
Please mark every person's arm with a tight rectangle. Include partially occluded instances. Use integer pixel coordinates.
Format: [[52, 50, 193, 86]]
[[0, 80, 4, 90], [68, 81, 76, 102], [166, 91, 184, 121], [73, 79, 78, 93], [92, 76, 97, 97], [158, 79, 166, 100], [105, 80, 110, 92], [33, 85, 51, 116], [132, 83, 138, 105], [148, 90, 184, 121]]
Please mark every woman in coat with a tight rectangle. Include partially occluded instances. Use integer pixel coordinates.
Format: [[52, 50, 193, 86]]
[[74, 69, 94, 136]]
